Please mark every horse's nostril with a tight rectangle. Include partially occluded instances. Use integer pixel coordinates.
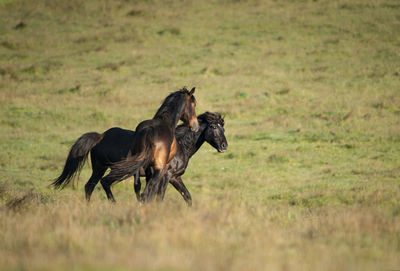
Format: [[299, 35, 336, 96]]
[[222, 142, 227, 149]]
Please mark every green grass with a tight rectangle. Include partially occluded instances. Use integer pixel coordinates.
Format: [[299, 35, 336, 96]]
[[0, 0, 400, 270]]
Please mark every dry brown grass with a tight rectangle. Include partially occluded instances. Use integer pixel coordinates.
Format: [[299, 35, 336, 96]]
[[0, 191, 399, 271]]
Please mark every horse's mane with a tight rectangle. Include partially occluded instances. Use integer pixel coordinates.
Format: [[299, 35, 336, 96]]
[[197, 111, 224, 127], [175, 112, 224, 139], [154, 87, 196, 119]]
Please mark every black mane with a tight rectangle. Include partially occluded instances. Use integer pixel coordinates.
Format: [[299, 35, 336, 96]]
[[197, 111, 224, 127]]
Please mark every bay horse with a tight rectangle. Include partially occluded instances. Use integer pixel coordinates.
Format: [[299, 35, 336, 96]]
[[52, 87, 198, 202], [50, 112, 227, 205]]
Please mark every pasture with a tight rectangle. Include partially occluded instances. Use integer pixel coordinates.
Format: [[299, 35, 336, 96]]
[[0, 0, 399, 270]]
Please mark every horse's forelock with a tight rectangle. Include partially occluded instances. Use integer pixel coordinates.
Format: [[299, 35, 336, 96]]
[[198, 112, 224, 126]]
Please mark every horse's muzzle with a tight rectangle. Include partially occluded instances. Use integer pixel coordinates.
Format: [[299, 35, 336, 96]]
[[218, 141, 228, 153], [190, 120, 199, 132]]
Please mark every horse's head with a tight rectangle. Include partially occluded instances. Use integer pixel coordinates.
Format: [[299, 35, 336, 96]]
[[181, 87, 199, 132], [199, 112, 228, 153]]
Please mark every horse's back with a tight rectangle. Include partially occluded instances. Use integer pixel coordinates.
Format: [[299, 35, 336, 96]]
[[136, 119, 173, 140], [91, 127, 136, 165], [103, 127, 135, 139]]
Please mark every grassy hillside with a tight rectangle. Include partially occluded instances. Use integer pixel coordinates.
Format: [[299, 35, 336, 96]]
[[0, 0, 399, 270]]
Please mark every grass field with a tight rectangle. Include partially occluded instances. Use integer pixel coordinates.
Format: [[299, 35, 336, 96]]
[[1, 0, 400, 270]]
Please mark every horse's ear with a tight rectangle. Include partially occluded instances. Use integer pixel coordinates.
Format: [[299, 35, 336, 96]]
[[189, 87, 195, 95]]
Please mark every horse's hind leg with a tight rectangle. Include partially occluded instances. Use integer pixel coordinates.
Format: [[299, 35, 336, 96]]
[[133, 172, 141, 201], [142, 146, 168, 202], [139, 168, 152, 202], [85, 157, 107, 202], [85, 169, 106, 201], [100, 172, 119, 202], [142, 168, 164, 202], [156, 172, 172, 201]]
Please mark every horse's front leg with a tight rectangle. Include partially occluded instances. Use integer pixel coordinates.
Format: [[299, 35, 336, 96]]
[[170, 176, 192, 206]]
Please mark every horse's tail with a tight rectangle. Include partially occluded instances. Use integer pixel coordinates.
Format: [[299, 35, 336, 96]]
[[109, 132, 153, 182], [51, 132, 103, 189]]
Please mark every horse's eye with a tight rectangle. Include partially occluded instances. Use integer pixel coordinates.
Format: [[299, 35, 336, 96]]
[[211, 125, 216, 129]]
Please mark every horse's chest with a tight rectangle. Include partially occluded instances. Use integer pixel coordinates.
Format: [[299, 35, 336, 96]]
[[168, 157, 187, 178]]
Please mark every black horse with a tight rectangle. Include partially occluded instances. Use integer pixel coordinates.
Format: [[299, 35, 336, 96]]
[[52, 87, 198, 202], [50, 112, 227, 205], [135, 112, 227, 205]]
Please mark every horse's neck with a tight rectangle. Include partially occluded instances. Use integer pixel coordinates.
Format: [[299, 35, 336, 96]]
[[178, 123, 206, 159], [154, 107, 183, 131]]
